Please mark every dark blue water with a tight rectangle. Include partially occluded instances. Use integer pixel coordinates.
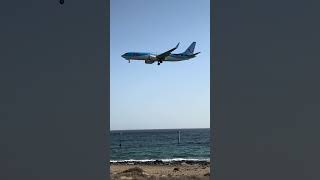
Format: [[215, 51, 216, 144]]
[[110, 128, 210, 162]]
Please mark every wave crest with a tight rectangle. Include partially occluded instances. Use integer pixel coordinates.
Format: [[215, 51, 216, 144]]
[[110, 158, 210, 163]]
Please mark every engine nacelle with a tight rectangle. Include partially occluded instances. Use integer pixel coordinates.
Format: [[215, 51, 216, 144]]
[[145, 60, 155, 64]]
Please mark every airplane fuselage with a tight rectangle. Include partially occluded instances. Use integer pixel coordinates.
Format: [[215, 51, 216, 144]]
[[121, 52, 194, 62], [121, 42, 200, 65]]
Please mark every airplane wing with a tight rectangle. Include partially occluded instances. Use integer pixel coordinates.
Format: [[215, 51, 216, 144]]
[[156, 43, 179, 60]]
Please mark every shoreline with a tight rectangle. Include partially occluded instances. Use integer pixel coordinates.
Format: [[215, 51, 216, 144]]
[[110, 159, 210, 166], [110, 160, 210, 180]]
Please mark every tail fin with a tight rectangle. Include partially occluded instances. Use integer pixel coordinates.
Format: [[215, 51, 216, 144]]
[[182, 42, 196, 55]]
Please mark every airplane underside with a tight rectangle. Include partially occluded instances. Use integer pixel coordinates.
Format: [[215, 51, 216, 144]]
[[128, 58, 188, 65]]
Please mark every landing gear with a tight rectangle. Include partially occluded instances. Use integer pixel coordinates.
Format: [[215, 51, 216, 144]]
[[157, 62, 161, 65], [128, 60, 131, 63]]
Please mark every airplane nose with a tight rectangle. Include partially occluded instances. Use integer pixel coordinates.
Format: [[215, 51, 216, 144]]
[[121, 54, 126, 58]]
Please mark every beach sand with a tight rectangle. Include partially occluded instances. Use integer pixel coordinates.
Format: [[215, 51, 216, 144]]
[[110, 161, 210, 180]]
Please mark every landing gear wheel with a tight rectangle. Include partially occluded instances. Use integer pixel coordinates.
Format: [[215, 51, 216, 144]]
[[157, 62, 160, 65]]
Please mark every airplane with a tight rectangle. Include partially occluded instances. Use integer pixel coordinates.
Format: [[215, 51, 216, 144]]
[[121, 42, 200, 65]]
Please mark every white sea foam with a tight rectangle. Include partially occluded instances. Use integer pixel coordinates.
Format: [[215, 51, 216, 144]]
[[110, 158, 210, 163]]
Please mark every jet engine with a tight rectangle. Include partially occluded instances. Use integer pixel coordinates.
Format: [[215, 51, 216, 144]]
[[145, 60, 155, 64]]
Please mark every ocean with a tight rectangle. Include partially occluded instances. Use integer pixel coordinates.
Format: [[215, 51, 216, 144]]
[[110, 128, 210, 162]]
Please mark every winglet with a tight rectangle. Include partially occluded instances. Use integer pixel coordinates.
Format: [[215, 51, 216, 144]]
[[175, 43, 179, 49]]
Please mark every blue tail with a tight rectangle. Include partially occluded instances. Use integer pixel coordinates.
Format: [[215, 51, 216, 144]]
[[182, 42, 196, 55]]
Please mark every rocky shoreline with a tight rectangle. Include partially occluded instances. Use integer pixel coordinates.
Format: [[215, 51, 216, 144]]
[[110, 160, 210, 180]]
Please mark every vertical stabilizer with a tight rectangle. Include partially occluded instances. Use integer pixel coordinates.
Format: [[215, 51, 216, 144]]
[[182, 42, 196, 55]]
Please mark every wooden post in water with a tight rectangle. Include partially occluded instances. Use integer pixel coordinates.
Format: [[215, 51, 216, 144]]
[[119, 132, 122, 148]]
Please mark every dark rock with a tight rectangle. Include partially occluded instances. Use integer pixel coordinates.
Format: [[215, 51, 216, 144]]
[[173, 167, 179, 171], [154, 160, 163, 164], [122, 167, 144, 174], [186, 161, 193, 164]]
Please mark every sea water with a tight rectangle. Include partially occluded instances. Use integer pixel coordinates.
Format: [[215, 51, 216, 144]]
[[110, 128, 210, 162]]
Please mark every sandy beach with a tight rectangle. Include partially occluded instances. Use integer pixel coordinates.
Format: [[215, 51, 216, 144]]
[[110, 161, 210, 180]]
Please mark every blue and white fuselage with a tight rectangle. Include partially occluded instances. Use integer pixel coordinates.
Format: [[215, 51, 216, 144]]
[[121, 42, 200, 65]]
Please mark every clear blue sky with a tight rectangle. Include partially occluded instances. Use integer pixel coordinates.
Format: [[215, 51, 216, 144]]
[[110, 0, 210, 130]]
